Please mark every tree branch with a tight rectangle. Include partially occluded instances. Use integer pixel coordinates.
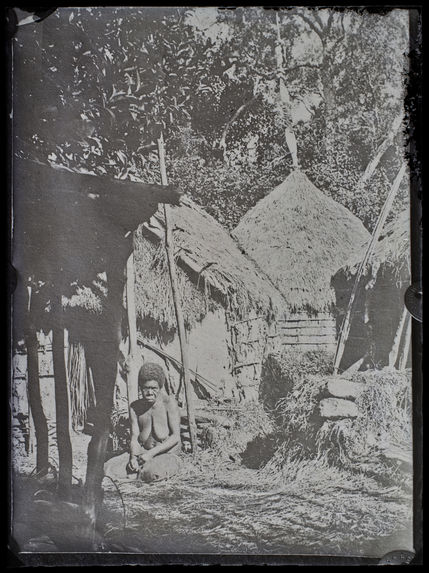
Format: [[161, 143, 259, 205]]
[[217, 94, 259, 152], [296, 12, 324, 41]]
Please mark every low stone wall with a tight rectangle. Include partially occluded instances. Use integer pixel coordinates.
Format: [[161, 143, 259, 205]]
[[318, 377, 366, 420]]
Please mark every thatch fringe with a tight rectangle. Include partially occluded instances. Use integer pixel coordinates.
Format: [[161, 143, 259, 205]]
[[67, 342, 95, 430]]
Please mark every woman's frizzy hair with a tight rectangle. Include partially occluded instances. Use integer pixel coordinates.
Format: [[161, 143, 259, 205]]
[[138, 362, 167, 389]]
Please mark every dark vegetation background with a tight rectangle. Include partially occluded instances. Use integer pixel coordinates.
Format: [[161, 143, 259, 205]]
[[13, 7, 409, 231]]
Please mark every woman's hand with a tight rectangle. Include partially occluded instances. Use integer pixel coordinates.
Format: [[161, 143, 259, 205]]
[[139, 451, 154, 464], [127, 456, 140, 473]]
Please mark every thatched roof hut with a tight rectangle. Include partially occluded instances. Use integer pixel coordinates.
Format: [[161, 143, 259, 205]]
[[336, 208, 410, 285], [134, 197, 288, 337], [332, 208, 411, 370], [132, 197, 289, 401], [232, 170, 371, 315]]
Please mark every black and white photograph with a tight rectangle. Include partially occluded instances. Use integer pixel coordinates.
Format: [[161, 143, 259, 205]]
[[8, 6, 420, 562]]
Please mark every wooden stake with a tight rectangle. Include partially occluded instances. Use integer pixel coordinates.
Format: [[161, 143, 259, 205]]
[[157, 133, 198, 453], [126, 252, 139, 406], [398, 313, 412, 371], [333, 163, 407, 374], [388, 306, 408, 368]]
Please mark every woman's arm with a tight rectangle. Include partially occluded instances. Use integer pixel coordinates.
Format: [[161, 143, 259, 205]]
[[129, 405, 145, 468]]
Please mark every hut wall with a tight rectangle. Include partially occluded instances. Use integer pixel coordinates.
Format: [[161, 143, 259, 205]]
[[277, 312, 337, 351], [333, 265, 411, 370], [140, 309, 235, 400], [230, 316, 282, 402], [230, 312, 337, 401], [12, 332, 57, 421], [367, 268, 411, 368], [12, 334, 57, 455]]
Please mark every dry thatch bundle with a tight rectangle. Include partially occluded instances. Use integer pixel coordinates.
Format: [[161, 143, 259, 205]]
[[68, 341, 95, 431], [233, 170, 371, 314], [133, 197, 288, 335]]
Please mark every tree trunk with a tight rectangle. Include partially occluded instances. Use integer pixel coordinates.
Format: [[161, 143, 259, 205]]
[[83, 270, 125, 547], [357, 114, 403, 190], [333, 163, 407, 374], [25, 324, 49, 476], [158, 134, 198, 453], [83, 337, 120, 547], [52, 293, 73, 500]]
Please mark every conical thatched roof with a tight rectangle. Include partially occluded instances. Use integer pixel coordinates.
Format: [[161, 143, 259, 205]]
[[232, 170, 371, 314], [133, 197, 288, 335], [337, 208, 410, 283]]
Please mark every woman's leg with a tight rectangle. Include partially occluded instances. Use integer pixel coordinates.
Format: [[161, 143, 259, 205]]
[[139, 453, 181, 483]]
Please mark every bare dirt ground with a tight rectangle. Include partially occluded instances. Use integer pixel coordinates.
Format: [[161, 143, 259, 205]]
[[11, 429, 413, 558]]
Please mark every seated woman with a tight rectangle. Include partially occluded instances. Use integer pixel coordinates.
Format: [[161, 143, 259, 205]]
[[104, 362, 181, 482]]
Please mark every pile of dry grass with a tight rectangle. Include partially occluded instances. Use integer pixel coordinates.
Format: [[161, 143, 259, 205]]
[[233, 170, 371, 313], [195, 400, 275, 465], [316, 369, 412, 481], [133, 197, 288, 334], [260, 348, 333, 411], [259, 357, 411, 489]]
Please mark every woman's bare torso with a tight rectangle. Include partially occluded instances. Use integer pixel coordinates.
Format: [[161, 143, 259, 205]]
[[133, 393, 180, 453]]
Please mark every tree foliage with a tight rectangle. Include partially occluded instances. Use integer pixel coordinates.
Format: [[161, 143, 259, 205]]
[[13, 7, 409, 230]]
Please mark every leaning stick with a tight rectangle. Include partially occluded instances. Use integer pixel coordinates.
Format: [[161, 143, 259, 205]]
[[333, 163, 407, 374], [157, 133, 198, 454], [388, 305, 408, 368]]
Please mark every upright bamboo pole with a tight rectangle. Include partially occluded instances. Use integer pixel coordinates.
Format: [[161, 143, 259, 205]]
[[333, 163, 407, 374], [388, 305, 408, 368], [157, 133, 198, 453], [126, 252, 139, 406], [398, 313, 412, 371]]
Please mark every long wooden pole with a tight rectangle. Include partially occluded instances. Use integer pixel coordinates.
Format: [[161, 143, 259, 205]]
[[333, 163, 407, 374], [157, 133, 198, 453], [126, 252, 139, 406], [398, 313, 412, 371], [388, 305, 408, 368]]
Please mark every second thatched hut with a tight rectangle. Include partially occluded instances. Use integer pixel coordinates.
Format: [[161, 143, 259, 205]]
[[232, 170, 371, 353]]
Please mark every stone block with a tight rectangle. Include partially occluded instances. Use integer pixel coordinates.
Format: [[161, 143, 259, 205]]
[[327, 378, 365, 400], [319, 397, 359, 419]]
